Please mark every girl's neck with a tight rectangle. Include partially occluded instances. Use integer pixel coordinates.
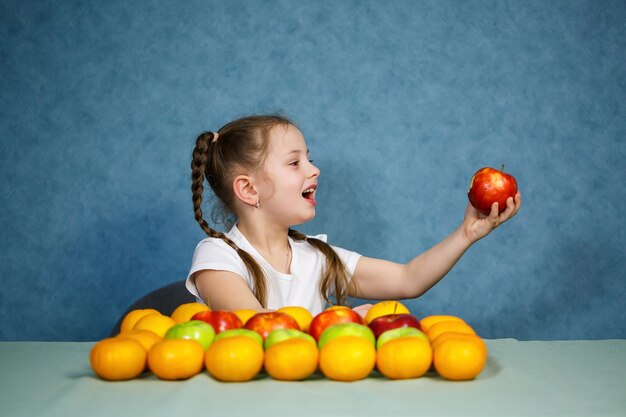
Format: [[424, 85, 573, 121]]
[[236, 220, 290, 256]]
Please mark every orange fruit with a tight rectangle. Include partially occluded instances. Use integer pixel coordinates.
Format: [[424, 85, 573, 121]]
[[319, 336, 376, 381], [425, 320, 475, 342], [170, 303, 210, 323], [364, 301, 410, 324], [376, 336, 432, 380], [133, 314, 176, 337], [232, 309, 258, 325], [420, 315, 465, 332], [431, 332, 488, 358], [90, 338, 147, 381], [119, 309, 160, 334], [205, 335, 264, 382], [116, 329, 161, 352], [264, 338, 319, 381], [277, 306, 314, 332], [148, 339, 205, 380], [433, 337, 487, 381]]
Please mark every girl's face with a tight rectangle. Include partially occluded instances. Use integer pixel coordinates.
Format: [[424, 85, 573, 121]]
[[256, 124, 320, 227]]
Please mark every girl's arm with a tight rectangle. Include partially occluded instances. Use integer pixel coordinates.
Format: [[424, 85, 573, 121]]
[[193, 270, 270, 311], [350, 193, 521, 300]]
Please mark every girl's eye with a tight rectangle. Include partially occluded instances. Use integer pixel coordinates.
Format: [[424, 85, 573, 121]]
[[290, 160, 300, 166]]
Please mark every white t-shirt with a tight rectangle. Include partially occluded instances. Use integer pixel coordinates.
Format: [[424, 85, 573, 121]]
[[186, 225, 361, 315]]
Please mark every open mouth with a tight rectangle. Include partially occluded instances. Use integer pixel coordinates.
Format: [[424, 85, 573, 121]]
[[302, 187, 317, 203]]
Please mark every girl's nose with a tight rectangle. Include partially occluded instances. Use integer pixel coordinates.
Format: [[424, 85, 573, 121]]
[[309, 160, 320, 178]]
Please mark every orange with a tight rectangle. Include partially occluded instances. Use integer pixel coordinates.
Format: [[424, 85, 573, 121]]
[[116, 329, 161, 352], [420, 315, 465, 332], [90, 338, 147, 381], [232, 309, 258, 325], [364, 301, 410, 324], [264, 338, 319, 381], [433, 337, 487, 381], [277, 306, 314, 332], [205, 335, 264, 382], [431, 332, 488, 358], [425, 320, 475, 342], [319, 336, 376, 382], [133, 314, 176, 337], [170, 303, 210, 323], [376, 336, 432, 380], [148, 339, 205, 380], [119, 309, 160, 334]]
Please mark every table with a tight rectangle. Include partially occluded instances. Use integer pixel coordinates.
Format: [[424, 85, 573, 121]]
[[1, 339, 625, 416]]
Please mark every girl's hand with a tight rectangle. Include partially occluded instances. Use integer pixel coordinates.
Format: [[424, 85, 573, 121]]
[[352, 303, 374, 318], [461, 192, 522, 244]]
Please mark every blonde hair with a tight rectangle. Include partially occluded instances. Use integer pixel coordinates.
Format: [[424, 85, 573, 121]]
[[190, 115, 356, 307]]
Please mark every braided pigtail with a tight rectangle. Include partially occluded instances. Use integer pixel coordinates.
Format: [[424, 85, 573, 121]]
[[190, 131, 268, 307], [288, 229, 356, 307]]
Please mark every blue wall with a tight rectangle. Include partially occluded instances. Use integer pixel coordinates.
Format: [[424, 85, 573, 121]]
[[1, 0, 624, 341]]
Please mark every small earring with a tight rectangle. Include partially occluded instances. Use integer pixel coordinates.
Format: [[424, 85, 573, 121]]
[[255, 200, 260, 209]]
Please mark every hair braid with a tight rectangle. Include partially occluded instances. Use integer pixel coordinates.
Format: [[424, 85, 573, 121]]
[[288, 229, 356, 307], [190, 131, 268, 306]]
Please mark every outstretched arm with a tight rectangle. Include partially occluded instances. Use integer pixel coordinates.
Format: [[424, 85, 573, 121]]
[[350, 192, 521, 300]]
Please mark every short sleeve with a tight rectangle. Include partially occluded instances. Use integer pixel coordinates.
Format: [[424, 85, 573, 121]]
[[308, 233, 361, 275], [185, 238, 252, 301]]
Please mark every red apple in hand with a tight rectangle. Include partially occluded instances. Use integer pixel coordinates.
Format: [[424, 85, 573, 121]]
[[244, 312, 300, 340], [191, 310, 243, 334], [308, 308, 364, 342], [368, 314, 422, 339], [468, 166, 518, 215]]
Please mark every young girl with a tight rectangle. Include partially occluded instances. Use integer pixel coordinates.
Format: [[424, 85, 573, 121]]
[[186, 115, 521, 317]]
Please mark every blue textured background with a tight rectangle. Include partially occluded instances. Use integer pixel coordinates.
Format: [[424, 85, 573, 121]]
[[1, 0, 624, 341]]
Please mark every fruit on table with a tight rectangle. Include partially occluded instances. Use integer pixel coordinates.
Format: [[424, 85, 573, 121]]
[[244, 312, 300, 340], [264, 338, 319, 381], [232, 309, 257, 325], [319, 336, 376, 382], [170, 302, 210, 323], [318, 323, 375, 349], [148, 339, 205, 380], [164, 320, 216, 350], [309, 308, 364, 341], [205, 335, 264, 382], [214, 328, 264, 346], [191, 310, 243, 334], [277, 306, 314, 332], [119, 308, 160, 334], [425, 320, 476, 342], [364, 300, 410, 324], [467, 166, 518, 215], [90, 337, 147, 381], [116, 329, 161, 352], [368, 313, 422, 339], [419, 315, 466, 332], [376, 327, 429, 350], [376, 335, 432, 380], [264, 328, 315, 350], [432, 336, 487, 380], [132, 313, 176, 338]]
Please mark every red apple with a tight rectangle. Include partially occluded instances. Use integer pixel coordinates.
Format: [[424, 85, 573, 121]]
[[368, 314, 422, 339], [191, 310, 243, 334], [308, 308, 364, 342], [468, 166, 518, 215], [244, 312, 300, 340]]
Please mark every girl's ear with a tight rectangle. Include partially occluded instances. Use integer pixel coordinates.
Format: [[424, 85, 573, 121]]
[[233, 175, 259, 207]]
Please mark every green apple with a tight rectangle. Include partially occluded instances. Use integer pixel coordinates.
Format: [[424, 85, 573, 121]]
[[164, 320, 215, 350], [213, 328, 263, 346], [318, 323, 375, 349], [264, 328, 315, 350], [376, 327, 428, 350]]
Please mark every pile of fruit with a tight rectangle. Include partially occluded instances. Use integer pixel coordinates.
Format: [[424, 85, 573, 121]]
[[90, 301, 487, 382]]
